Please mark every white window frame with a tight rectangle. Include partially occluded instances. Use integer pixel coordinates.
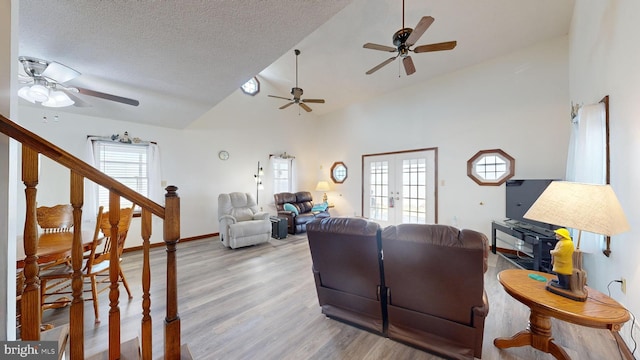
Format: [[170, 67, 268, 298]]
[[271, 157, 293, 194], [92, 140, 150, 210]]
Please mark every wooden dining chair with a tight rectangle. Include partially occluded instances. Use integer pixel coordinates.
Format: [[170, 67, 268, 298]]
[[36, 204, 74, 269], [37, 204, 74, 233], [84, 204, 135, 322], [39, 206, 104, 317], [40, 204, 135, 323]]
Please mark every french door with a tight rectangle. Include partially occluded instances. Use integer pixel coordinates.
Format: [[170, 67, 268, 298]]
[[362, 148, 437, 227]]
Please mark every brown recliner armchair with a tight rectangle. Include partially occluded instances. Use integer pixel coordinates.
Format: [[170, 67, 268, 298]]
[[274, 191, 330, 234], [306, 217, 385, 334], [381, 224, 489, 360]]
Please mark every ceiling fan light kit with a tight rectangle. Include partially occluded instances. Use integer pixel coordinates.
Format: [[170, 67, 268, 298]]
[[268, 49, 325, 113], [363, 0, 457, 76], [18, 83, 75, 108], [17, 56, 139, 108]]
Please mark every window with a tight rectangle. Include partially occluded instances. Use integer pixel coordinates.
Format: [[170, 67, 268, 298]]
[[93, 141, 150, 209], [467, 149, 515, 186], [240, 77, 260, 96], [271, 157, 292, 193]]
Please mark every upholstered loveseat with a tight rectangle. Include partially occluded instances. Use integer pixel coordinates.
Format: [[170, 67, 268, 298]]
[[274, 191, 330, 234], [307, 218, 489, 360]]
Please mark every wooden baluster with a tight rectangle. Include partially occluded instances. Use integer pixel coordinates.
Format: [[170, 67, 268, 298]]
[[69, 171, 85, 358], [21, 146, 40, 340], [108, 193, 121, 360], [163, 186, 181, 359], [141, 208, 153, 359]]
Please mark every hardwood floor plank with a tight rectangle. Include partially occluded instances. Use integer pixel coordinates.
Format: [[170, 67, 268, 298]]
[[41, 234, 629, 359]]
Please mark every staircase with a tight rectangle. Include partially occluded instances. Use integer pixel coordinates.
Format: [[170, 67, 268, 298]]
[[2, 114, 191, 359]]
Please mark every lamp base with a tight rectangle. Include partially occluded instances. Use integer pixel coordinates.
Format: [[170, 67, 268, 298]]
[[545, 280, 588, 301]]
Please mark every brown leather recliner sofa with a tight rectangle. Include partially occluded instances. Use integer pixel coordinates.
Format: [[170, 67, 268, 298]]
[[382, 223, 489, 359], [274, 191, 330, 234], [306, 217, 385, 334], [307, 218, 489, 360]]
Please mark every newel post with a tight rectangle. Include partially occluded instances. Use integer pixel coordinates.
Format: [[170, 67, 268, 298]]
[[21, 146, 41, 340], [164, 185, 181, 359]]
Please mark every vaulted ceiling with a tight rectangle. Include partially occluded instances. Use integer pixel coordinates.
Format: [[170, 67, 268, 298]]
[[17, 0, 575, 129]]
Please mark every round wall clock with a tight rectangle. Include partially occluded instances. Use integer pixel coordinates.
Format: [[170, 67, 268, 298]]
[[218, 150, 229, 160]]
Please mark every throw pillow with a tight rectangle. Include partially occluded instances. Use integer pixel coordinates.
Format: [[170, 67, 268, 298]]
[[283, 203, 299, 215], [311, 202, 328, 212]]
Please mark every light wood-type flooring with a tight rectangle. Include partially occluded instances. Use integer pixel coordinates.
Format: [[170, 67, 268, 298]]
[[42, 234, 630, 359]]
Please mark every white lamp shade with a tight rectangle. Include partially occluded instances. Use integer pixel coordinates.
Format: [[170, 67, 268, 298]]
[[524, 181, 630, 236], [42, 90, 74, 107], [18, 86, 36, 103], [315, 181, 330, 192], [27, 84, 49, 102]]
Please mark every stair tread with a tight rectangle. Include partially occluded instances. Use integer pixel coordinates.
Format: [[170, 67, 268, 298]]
[[86, 337, 141, 360], [40, 324, 69, 360]]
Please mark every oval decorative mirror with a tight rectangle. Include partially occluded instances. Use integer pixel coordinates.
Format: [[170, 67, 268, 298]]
[[330, 161, 348, 184]]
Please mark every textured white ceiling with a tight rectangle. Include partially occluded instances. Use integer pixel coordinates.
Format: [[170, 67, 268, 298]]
[[17, 0, 575, 128]]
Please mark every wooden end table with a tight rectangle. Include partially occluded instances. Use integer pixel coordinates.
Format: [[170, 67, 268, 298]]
[[494, 269, 631, 360]]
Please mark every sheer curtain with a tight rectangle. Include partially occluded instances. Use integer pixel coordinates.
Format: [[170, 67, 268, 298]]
[[84, 137, 100, 222], [565, 102, 606, 252], [84, 137, 163, 221], [148, 143, 163, 204], [269, 156, 296, 195]]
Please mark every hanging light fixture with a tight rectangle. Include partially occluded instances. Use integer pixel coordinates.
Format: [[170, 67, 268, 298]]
[[42, 90, 75, 107], [18, 82, 74, 108]]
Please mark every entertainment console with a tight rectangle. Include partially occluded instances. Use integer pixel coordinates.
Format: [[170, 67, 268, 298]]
[[491, 220, 558, 273]]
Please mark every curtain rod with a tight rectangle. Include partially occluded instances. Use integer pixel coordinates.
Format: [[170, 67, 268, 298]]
[[269, 152, 295, 159], [87, 134, 157, 145]]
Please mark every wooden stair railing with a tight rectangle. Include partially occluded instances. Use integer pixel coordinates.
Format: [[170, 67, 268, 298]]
[[2, 114, 185, 359]]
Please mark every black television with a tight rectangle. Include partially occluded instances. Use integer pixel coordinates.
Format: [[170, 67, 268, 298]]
[[505, 179, 559, 233]]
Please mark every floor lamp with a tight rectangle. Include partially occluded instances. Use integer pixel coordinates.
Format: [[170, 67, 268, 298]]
[[524, 181, 629, 301], [254, 161, 264, 205]]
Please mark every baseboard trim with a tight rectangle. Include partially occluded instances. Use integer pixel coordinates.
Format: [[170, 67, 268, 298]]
[[495, 247, 519, 256], [123, 233, 218, 253]]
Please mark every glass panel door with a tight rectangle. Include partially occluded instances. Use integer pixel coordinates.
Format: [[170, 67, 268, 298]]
[[363, 149, 437, 227]]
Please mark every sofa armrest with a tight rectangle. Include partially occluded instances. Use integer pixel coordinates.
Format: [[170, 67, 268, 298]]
[[219, 214, 237, 224], [472, 290, 490, 319], [253, 212, 270, 220]]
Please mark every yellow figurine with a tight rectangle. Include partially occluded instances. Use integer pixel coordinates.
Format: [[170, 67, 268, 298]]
[[549, 228, 574, 289]]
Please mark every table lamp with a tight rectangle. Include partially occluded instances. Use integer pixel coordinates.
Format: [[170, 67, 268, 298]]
[[524, 181, 629, 301], [315, 181, 330, 203]]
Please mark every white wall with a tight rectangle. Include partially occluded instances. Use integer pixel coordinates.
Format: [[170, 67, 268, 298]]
[[570, 0, 640, 346], [315, 36, 570, 237], [1, 0, 19, 340], [15, 36, 570, 248], [15, 73, 324, 247]]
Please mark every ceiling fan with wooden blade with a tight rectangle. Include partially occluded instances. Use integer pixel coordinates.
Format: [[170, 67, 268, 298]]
[[268, 49, 325, 113], [363, 0, 457, 76], [18, 56, 139, 108]]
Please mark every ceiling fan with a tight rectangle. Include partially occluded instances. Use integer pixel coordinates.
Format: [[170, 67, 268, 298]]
[[17, 56, 139, 108], [363, 0, 457, 76], [268, 49, 325, 113]]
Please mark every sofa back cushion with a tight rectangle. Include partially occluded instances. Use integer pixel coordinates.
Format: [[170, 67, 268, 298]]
[[381, 224, 488, 325], [307, 217, 382, 299], [295, 191, 314, 214], [274, 192, 297, 211]]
